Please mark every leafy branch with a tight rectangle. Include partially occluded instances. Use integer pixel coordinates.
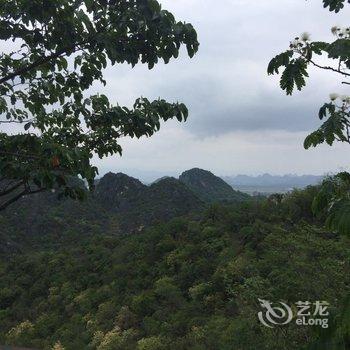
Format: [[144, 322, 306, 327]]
[[0, 0, 199, 210]]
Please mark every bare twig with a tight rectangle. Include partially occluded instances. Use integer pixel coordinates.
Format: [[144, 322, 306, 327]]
[[308, 59, 350, 77], [0, 119, 33, 124]]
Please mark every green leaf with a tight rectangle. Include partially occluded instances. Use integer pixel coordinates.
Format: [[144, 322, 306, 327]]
[[24, 122, 32, 131], [326, 199, 350, 235], [323, 0, 348, 13], [318, 103, 335, 120], [280, 58, 308, 95], [310, 41, 330, 55], [267, 50, 293, 75], [304, 130, 324, 149]]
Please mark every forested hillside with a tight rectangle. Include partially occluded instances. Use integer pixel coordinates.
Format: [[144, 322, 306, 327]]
[[0, 169, 246, 245], [0, 185, 349, 350], [2, 0, 350, 349], [179, 168, 249, 202]]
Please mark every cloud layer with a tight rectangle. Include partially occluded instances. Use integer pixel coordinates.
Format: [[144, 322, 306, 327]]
[[92, 0, 349, 178], [5, 0, 350, 179]]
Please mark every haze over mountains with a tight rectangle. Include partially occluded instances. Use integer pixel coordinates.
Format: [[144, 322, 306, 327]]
[[224, 174, 324, 194]]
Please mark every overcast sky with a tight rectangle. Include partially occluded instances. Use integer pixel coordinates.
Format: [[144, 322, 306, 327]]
[[92, 0, 350, 180], [9, 1, 350, 181]]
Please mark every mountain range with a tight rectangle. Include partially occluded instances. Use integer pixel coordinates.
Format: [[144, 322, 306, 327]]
[[0, 168, 249, 247], [99, 171, 325, 195]]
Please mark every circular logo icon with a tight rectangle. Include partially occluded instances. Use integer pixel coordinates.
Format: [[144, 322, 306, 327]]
[[258, 298, 293, 328]]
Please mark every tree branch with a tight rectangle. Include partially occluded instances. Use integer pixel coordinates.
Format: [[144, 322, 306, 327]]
[[0, 151, 41, 159], [0, 35, 130, 85], [0, 44, 77, 85], [0, 187, 46, 211], [0, 189, 27, 211], [0, 119, 33, 124], [308, 58, 350, 77], [0, 181, 23, 197]]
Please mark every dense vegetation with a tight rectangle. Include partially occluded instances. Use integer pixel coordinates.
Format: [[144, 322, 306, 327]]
[[268, 0, 350, 235], [0, 186, 349, 349], [0, 169, 248, 238]]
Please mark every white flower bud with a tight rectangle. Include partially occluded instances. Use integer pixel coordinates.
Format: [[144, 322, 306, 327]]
[[331, 26, 339, 35], [329, 93, 339, 101], [290, 40, 300, 48], [341, 29, 349, 37], [342, 96, 350, 103], [301, 32, 311, 41]]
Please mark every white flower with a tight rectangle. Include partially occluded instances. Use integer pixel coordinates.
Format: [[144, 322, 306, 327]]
[[329, 93, 339, 101], [301, 32, 311, 41], [289, 40, 296, 48], [290, 39, 301, 48], [340, 95, 350, 102], [331, 26, 340, 35], [342, 29, 350, 37]]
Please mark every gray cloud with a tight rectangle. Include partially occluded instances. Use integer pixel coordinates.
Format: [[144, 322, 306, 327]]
[[3, 0, 350, 176], [97, 0, 350, 138], [88, 0, 350, 175]]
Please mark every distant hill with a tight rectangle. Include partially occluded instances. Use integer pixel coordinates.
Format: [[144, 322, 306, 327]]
[[179, 168, 249, 203], [0, 168, 250, 249], [95, 172, 146, 211], [223, 174, 324, 194], [95, 174, 205, 232]]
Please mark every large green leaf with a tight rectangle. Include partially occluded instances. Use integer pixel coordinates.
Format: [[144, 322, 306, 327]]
[[322, 0, 349, 13], [280, 58, 309, 95], [267, 50, 294, 75]]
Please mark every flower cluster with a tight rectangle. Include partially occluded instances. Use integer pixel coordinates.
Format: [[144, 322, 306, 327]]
[[331, 26, 350, 38], [289, 32, 310, 50], [329, 93, 350, 105]]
